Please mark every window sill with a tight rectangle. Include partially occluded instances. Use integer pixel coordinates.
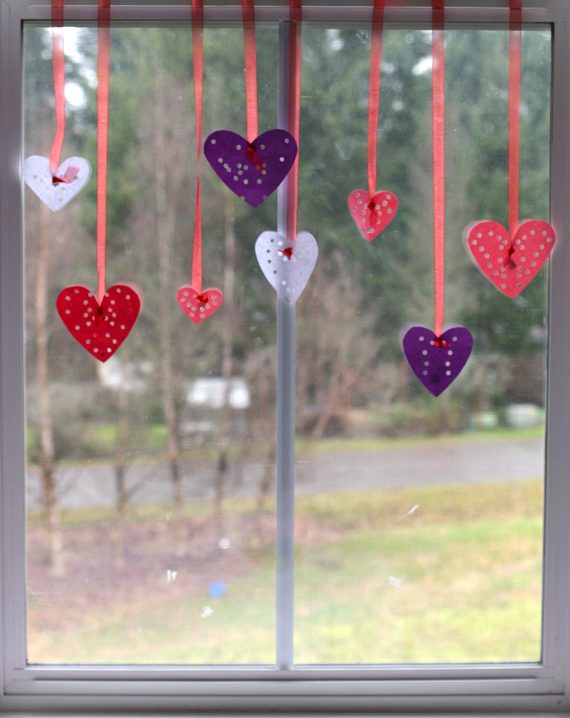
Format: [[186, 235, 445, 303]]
[[1, 714, 570, 718]]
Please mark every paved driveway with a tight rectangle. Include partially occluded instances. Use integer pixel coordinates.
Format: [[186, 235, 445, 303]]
[[26, 435, 545, 510]]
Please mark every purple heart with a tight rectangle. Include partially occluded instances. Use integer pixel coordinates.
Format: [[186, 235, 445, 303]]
[[402, 326, 473, 397], [204, 129, 297, 208]]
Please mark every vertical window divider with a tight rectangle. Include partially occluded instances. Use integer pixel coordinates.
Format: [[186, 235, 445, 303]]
[[275, 18, 296, 672]]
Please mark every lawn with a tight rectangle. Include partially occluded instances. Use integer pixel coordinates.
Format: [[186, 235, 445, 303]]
[[27, 479, 543, 665]]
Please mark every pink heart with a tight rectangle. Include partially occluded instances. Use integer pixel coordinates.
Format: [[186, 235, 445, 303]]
[[56, 284, 141, 362], [348, 189, 398, 241], [177, 286, 223, 324], [464, 219, 556, 298]]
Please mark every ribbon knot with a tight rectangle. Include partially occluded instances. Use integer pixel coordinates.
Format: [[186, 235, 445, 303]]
[[52, 165, 80, 185], [507, 244, 517, 268], [245, 143, 264, 171]]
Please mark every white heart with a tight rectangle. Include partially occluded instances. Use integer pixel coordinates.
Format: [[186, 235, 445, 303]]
[[255, 230, 318, 304], [23, 155, 91, 212]]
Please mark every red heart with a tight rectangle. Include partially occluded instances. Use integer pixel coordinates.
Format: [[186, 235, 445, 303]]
[[348, 189, 398, 241], [177, 286, 223, 324], [56, 284, 142, 362], [464, 220, 556, 298]]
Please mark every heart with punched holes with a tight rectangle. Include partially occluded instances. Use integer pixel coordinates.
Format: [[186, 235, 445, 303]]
[[177, 286, 223, 324], [464, 220, 556, 298], [255, 230, 318, 304], [24, 156, 91, 212], [56, 284, 141, 362], [402, 326, 473, 397], [204, 129, 297, 208], [348, 189, 398, 241]]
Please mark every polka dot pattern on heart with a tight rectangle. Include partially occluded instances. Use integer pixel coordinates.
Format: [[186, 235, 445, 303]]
[[23, 155, 91, 212], [348, 189, 399, 241], [402, 325, 474, 397], [56, 284, 141, 362], [464, 219, 556, 298], [204, 129, 297, 208], [176, 286, 223, 324], [255, 231, 319, 305]]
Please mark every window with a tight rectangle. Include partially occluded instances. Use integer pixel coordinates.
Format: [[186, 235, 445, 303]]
[[2, 0, 570, 713]]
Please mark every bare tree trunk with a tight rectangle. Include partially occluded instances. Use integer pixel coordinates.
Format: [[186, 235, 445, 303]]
[[213, 198, 236, 528], [256, 446, 275, 515], [113, 379, 129, 570], [311, 328, 351, 439], [476, 358, 491, 414], [115, 383, 129, 517], [154, 67, 183, 515], [36, 203, 65, 577], [311, 367, 341, 440]]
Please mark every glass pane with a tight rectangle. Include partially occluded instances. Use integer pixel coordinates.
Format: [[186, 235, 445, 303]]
[[294, 25, 549, 664], [23, 18, 551, 669], [24, 23, 278, 664]]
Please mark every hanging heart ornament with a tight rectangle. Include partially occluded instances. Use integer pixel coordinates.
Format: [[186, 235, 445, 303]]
[[348, 189, 399, 241], [24, 156, 91, 212], [177, 286, 223, 324], [56, 284, 141, 362], [204, 129, 297, 208], [402, 325, 473, 397], [255, 231, 318, 304], [464, 219, 556, 298]]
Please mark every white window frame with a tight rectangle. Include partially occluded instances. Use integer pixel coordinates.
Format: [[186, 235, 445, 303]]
[[2, 0, 570, 713]]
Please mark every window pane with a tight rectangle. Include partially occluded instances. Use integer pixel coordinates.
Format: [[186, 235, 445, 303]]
[[293, 25, 549, 664], [23, 18, 551, 669], [24, 23, 278, 664]]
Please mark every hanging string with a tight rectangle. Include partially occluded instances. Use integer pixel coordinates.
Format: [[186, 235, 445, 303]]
[[432, 0, 445, 338], [508, 0, 522, 236], [367, 0, 386, 199], [242, 0, 259, 142], [96, 0, 111, 302], [49, 0, 66, 174], [191, 0, 204, 293], [286, 0, 302, 242]]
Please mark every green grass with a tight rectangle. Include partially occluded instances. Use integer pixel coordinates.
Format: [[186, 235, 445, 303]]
[[295, 516, 541, 663], [298, 425, 544, 456], [33, 465, 541, 531], [28, 480, 543, 665]]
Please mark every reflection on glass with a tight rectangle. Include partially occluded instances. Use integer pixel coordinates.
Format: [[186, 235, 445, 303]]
[[24, 21, 550, 666]]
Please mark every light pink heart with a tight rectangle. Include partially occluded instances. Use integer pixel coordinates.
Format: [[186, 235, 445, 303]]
[[177, 286, 223, 324], [348, 189, 398, 241]]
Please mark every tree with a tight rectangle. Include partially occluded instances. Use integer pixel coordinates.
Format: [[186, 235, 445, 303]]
[[24, 26, 93, 575]]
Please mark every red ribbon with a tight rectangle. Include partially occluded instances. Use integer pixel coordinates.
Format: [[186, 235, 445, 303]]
[[509, 0, 522, 236], [242, 0, 259, 142], [367, 0, 385, 198], [432, 0, 445, 338], [96, 0, 111, 302], [191, 0, 204, 293], [49, 0, 65, 174], [286, 0, 302, 242]]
